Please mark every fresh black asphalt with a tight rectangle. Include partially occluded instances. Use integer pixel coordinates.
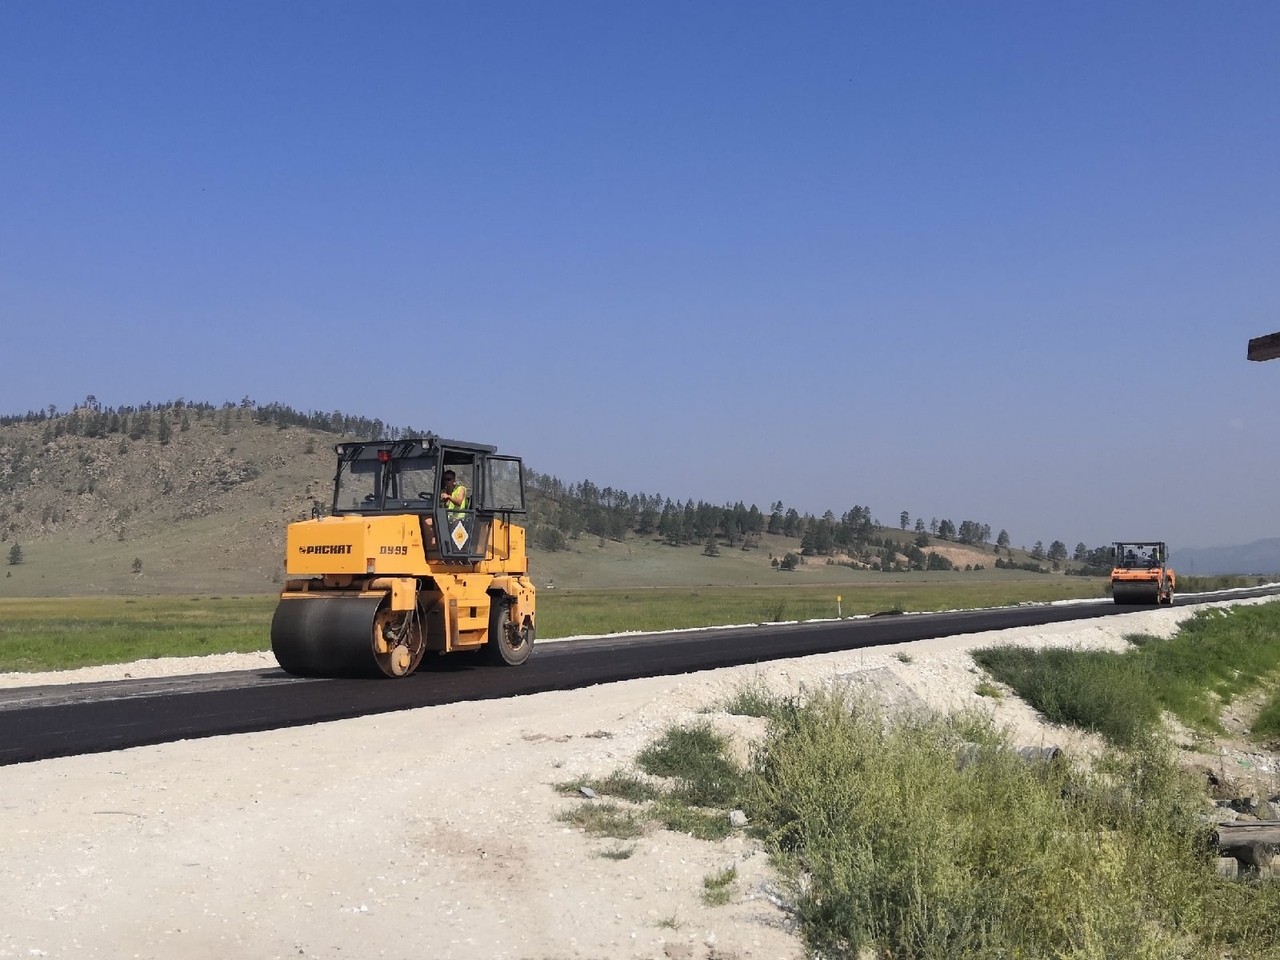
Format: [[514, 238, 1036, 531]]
[[2, 587, 1277, 766]]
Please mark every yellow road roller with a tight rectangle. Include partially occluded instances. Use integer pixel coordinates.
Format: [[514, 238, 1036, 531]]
[[1110, 541, 1175, 605], [271, 436, 536, 677]]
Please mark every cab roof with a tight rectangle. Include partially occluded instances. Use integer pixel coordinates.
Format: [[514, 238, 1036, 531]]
[[333, 435, 500, 459]]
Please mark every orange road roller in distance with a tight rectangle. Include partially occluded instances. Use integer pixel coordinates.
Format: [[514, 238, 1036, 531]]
[[1110, 541, 1175, 605]]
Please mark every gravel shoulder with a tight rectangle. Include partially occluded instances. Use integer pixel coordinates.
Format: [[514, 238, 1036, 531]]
[[2, 599, 1278, 960]]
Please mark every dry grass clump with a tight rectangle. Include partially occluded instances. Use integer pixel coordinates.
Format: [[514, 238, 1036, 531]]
[[746, 688, 1280, 959]]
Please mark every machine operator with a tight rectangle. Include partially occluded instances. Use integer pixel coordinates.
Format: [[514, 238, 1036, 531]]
[[440, 470, 468, 523]]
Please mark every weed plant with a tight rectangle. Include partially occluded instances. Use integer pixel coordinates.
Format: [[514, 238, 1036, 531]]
[[636, 722, 745, 807], [555, 801, 645, 840], [973, 677, 1002, 698], [701, 866, 737, 906], [1252, 697, 1280, 742], [715, 675, 796, 720], [652, 798, 734, 841], [555, 772, 662, 804], [558, 719, 748, 843], [596, 845, 635, 861]]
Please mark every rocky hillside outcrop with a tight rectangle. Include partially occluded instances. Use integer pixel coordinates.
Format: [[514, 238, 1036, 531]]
[[0, 408, 338, 592]]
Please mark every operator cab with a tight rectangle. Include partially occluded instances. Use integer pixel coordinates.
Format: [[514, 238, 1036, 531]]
[[329, 436, 527, 563], [1111, 541, 1166, 570]]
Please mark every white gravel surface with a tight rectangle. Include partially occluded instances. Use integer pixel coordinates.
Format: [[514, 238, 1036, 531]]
[[2, 597, 1277, 960]]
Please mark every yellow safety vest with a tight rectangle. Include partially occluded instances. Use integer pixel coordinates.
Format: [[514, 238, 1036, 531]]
[[442, 483, 468, 514]]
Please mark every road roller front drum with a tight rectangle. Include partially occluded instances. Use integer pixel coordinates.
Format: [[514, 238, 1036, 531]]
[[1112, 581, 1162, 605], [272, 595, 427, 679]]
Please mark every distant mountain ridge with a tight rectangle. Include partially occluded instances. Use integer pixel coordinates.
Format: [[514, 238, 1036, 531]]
[[1169, 539, 1280, 577]]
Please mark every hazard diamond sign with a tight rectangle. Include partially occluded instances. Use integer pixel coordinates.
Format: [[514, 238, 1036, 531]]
[[451, 521, 469, 549]]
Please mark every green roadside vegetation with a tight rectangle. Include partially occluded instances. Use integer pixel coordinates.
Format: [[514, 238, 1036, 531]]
[[559, 609, 1280, 958], [1177, 574, 1276, 596], [974, 601, 1280, 746]]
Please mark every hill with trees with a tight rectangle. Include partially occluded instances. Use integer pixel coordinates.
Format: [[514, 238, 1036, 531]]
[[0, 397, 1093, 597]]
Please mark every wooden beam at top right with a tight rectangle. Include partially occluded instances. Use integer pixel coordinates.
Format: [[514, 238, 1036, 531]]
[[1248, 331, 1280, 362]]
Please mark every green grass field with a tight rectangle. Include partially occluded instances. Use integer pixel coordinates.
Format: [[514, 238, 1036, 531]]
[[0, 596, 276, 672], [536, 578, 1107, 637], [0, 578, 1111, 673]]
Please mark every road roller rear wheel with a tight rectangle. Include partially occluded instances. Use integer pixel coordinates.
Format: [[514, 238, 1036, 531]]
[[485, 599, 534, 666]]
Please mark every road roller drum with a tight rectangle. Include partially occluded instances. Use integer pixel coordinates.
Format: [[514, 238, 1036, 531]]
[[1111, 581, 1163, 605], [272, 596, 426, 679]]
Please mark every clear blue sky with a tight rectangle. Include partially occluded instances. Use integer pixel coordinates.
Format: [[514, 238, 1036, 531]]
[[2, 1, 1277, 552]]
